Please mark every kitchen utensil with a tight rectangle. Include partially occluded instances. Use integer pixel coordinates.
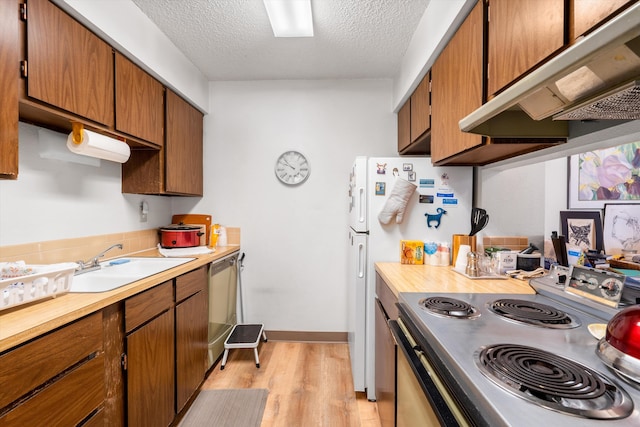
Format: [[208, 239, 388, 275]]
[[469, 208, 489, 236], [596, 304, 640, 383], [159, 224, 204, 248]]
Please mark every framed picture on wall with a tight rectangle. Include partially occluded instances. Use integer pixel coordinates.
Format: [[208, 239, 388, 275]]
[[568, 140, 640, 209], [560, 210, 603, 252], [603, 203, 640, 255]]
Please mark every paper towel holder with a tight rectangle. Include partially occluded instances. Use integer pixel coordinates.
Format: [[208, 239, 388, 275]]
[[68, 122, 131, 163]]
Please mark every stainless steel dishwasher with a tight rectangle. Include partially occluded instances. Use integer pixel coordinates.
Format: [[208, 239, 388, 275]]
[[207, 253, 238, 369]]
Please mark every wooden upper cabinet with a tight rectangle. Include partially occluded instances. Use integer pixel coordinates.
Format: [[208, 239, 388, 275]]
[[487, 0, 565, 97], [431, 1, 484, 163], [165, 90, 204, 196], [571, 0, 635, 41], [397, 101, 411, 152], [115, 53, 164, 147], [25, 0, 114, 127], [0, 0, 19, 179], [410, 73, 430, 142]]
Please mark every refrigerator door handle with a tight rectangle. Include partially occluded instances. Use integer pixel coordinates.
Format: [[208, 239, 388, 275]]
[[357, 243, 365, 278], [358, 187, 365, 224]]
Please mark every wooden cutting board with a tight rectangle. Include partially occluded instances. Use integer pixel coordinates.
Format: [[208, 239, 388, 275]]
[[172, 214, 212, 245]]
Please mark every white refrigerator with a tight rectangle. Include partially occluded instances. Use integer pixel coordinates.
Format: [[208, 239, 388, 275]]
[[347, 156, 473, 400]]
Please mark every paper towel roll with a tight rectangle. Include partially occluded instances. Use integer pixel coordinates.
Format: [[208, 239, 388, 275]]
[[67, 129, 130, 163]]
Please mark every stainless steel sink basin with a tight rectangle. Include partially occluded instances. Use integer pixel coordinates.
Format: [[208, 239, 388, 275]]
[[69, 257, 195, 293]]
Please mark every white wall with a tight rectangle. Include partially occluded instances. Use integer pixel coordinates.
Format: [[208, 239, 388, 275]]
[[172, 79, 397, 331], [0, 124, 172, 246]]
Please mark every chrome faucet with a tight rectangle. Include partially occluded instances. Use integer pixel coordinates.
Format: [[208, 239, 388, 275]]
[[75, 243, 123, 274]]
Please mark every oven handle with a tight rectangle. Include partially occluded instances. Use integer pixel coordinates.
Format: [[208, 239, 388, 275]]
[[389, 319, 462, 427]]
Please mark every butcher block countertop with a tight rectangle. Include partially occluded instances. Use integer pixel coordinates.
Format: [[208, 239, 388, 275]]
[[375, 262, 536, 297], [0, 246, 239, 352]]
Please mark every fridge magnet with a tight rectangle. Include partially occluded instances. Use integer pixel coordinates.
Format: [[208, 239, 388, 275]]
[[375, 163, 387, 174], [425, 208, 447, 228], [560, 210, 603, 252], [603, 203, 640, 255], [403, 163, 413, 171], [419, 178, 435, 188], [407, 171, 416, 182], [375, 182, 386, 195], [392, 167, 399, 176], [419, 194, 434, 204], [442, 198, 459, 207], [440, 172, 450, 186]]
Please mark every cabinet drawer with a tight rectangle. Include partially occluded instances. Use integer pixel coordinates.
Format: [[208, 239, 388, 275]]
[[176, 266, 207, 302], [376, 273, 398, 320], [125, 281, 173, 332], [0, 354, 104, 426], [0, 312, 102, 410]]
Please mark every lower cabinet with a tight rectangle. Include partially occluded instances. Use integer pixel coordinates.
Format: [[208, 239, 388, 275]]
[[125, 281, 176, 426], [175, 267, 208, 412], [0, 312, 105, 426], [0, 263, 211, 426], [375, 273, 399, 427]]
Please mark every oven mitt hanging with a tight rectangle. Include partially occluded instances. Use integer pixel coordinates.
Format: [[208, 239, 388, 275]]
[[378, 178, 417, 224]]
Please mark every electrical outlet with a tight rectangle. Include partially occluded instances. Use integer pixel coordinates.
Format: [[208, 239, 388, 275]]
[[140, 201, 148, 222]]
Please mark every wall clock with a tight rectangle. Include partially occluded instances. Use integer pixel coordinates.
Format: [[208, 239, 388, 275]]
[[275, 150, 310, 185]]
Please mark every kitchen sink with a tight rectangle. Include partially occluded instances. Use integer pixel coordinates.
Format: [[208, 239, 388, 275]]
[[69, 257, 195, 293]]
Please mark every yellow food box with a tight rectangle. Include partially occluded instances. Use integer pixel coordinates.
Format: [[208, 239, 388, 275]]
[[401, 240, 424, 265]]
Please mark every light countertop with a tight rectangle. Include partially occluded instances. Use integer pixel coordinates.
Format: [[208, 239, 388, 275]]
[[0, 246, 240, 352], [375, 262, 535, 297]]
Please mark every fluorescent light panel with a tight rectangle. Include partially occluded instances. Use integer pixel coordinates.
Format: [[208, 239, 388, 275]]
[[263, 0, 313, 37]]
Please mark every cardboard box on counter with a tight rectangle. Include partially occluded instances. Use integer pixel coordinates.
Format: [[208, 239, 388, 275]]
[[401, 240, 424, 265]]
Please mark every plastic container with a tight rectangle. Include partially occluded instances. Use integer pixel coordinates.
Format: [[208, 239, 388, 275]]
[[0, 262, 77, 311]]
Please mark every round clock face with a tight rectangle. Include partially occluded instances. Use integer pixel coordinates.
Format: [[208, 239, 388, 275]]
[[275, 151, 310, 185]]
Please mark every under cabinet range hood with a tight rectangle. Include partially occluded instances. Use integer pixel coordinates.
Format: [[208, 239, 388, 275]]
[[460, 3, 640, 138]]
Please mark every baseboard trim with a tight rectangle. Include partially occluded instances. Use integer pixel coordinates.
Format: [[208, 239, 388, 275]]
[[264, 330, 347, 343]]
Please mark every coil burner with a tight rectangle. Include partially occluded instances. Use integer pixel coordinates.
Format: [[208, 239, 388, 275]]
[[419, 296, 480, 319], [488, 298, 581, 329], [475, 343, 633, 419]]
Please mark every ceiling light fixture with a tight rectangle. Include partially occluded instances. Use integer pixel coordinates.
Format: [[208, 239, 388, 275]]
[[263, 0, 314, 38]]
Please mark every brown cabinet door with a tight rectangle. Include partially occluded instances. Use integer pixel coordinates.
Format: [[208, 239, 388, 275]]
[[165, 90, 204, 195], [410, 73, 430, 142], [431, 1, 484, 163], [26, 0, 114, 126], [115, 52, 164, 147], [487, 0, 565, 96], [176, 290, 208, 412], [571, 0, 634, 41], [126, 309, 175, 427], [397, 101, 411, 152], [375, 299, 396, 427], [0, 0, 19, 179]]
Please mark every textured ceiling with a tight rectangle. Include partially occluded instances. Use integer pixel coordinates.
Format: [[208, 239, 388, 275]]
[[130, 0, 430, 81]]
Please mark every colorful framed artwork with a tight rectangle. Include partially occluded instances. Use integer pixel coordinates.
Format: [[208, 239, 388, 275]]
[[569, 140, 640, 209], [560, 210, 603, 252], [603, 203, 640, 255]]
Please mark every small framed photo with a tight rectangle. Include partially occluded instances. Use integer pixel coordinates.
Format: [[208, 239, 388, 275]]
[[375, 182, 386, 196], [603, 203, 640, 255], [560, 210, 603, 252], [407, 171, 416, 181], [403, 163, 413, 171]]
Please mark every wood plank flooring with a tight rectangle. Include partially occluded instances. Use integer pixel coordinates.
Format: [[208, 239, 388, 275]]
[[201, 341, 381, 427]]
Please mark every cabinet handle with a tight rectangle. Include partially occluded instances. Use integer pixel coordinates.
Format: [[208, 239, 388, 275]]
[[121, 353, 128, 371]]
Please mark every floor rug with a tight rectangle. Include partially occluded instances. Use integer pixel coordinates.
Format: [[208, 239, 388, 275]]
[[179, 388, 268, 427]]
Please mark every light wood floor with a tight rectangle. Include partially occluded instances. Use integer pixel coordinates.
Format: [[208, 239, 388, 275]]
[[201, 341, 381, 427]]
